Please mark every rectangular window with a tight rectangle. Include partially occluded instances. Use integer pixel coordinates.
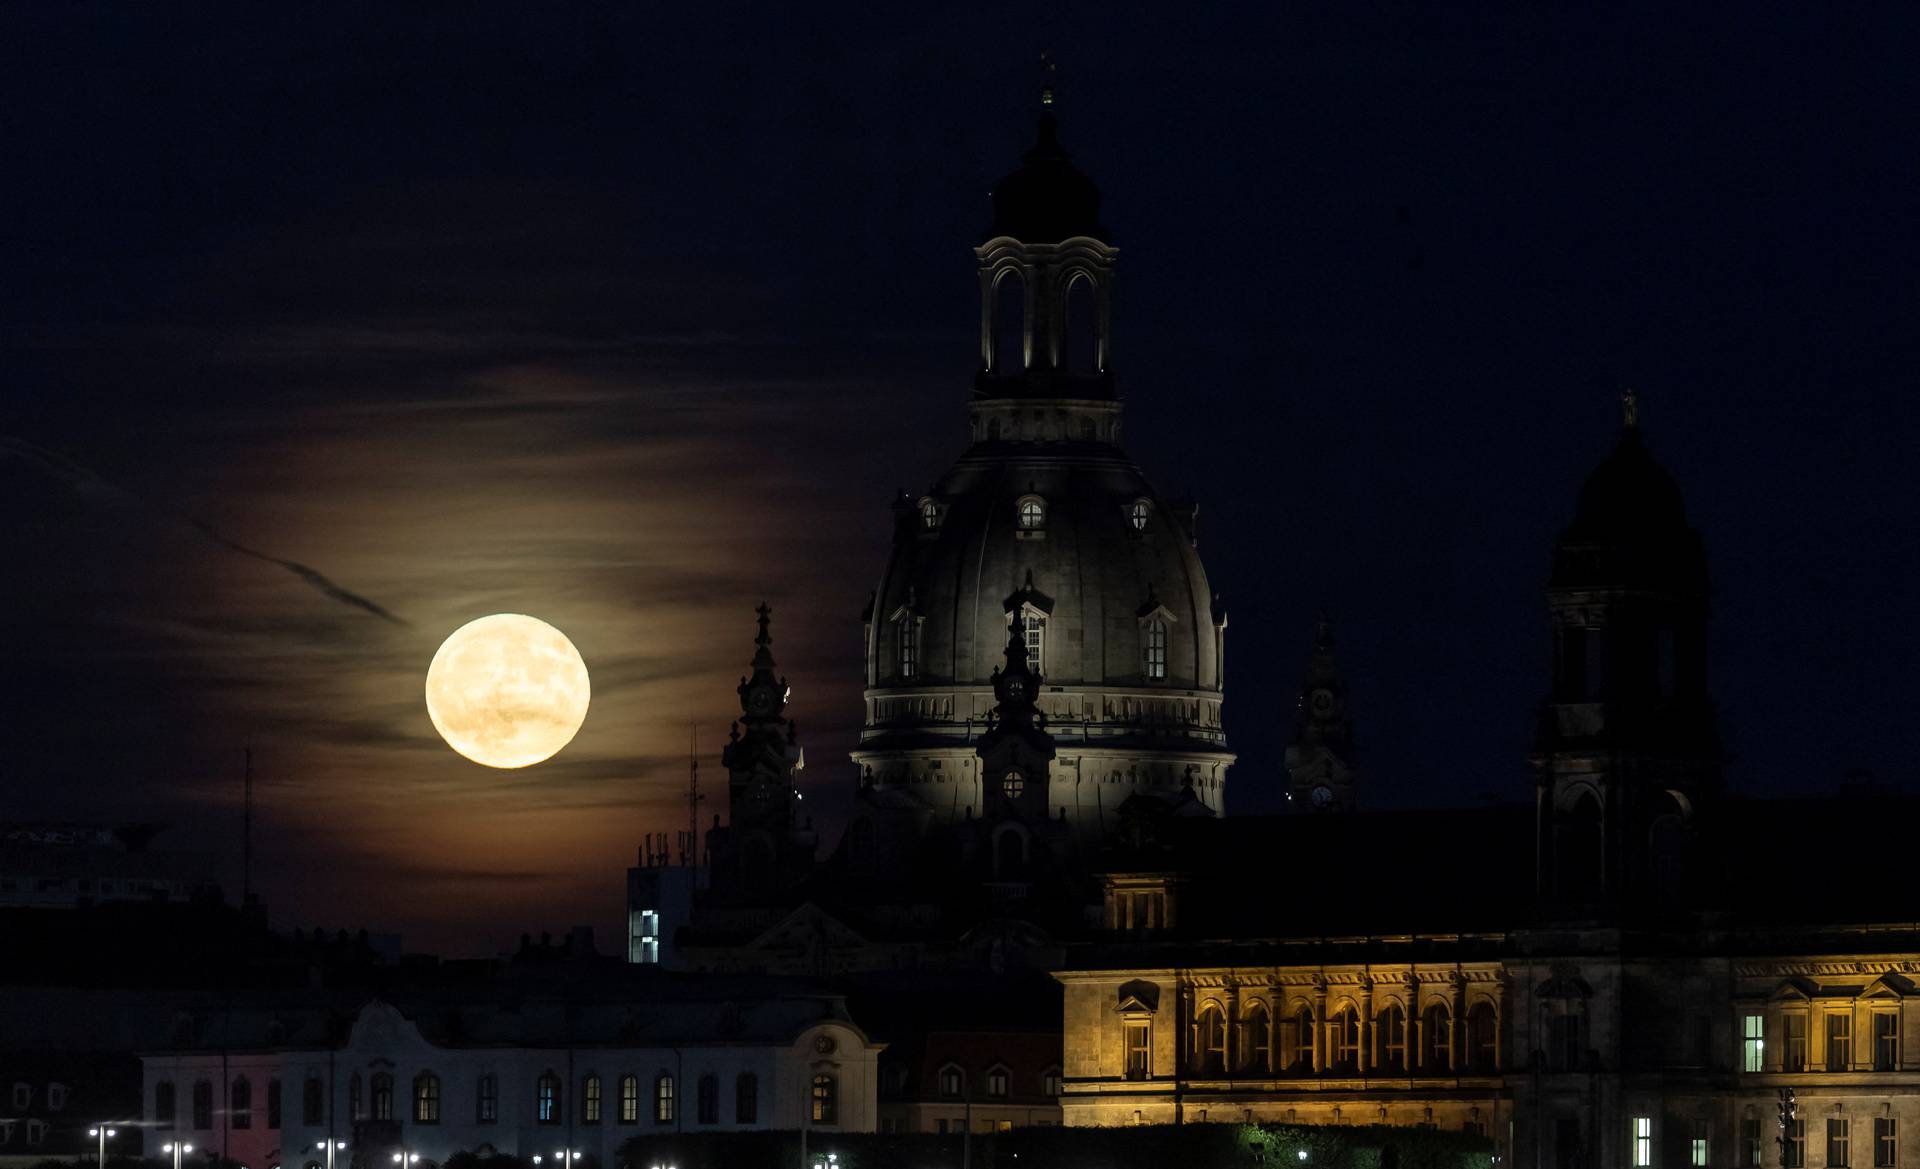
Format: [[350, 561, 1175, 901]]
[[1829, 1014, 1854, 1072], [734, 1074, 757, 1125], [1125, 1021, 1150, 1079], [303, 1077, 323, 1126], [1785, 1014, 1809, 1072], [1691, 1120, 1710, 1168], [1875, 1013, 1900, 1072], [654, 1075, 674, 1125], [1744, 1118, 1762, 1167], [267, 1079, 282, 1129], [1831, 1119, 1852, 1169], [1143, 619, 1167, 680], [898, 619, 919, 679], [477, 1075, 497, 1124], [810, 1074, 837, 1126], [618, 1076, 638, 1125], [582, 1076, 600, 1124], [1635, 1117, 1654, 1168], [1876, 1119, 1897, 1169], [1744, 1013, 1766, 1073], [1785, 1120, 1805, 1169]]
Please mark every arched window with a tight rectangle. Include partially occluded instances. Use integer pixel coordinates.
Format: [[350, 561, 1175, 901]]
[[696, 1073, 718, 1125], [1559, 791, 1604, 903], [536, 1071, 560, 1124], [919, 498, 941, 531], [1377, 1004, 1408, 1073], [192, 1080, 213, 1130], [734, 1073, 758, 1124], [617, 1074, 638, 1124], [155, 1080, 176, 1129], [1142, 618, 1167, 680], [302, 1075, 323, 1125], [986, 1066, 1009, 1098], [1041, 1066, 1062, 1097], [1423, 1004, 1452, 1071], [231, 1075, 252, 1129], [939, 1065, 964, 1098], [993, 825, 1027, 878], [477, 1073, 499, 1124], [1192, 1004, 1227, 1075], [1237, 1004, 1273, 1074], [988, 416, 1004, 441], [1467, 1002, 1499, 1073], [653, 1072, 674, 1124], [810, 1073, 837, 1125], [266, 1078, 281, 1129], [1062, 272, 1099, 374], [1129, 498, 1151, 531], [896, 615, 920, 680], [370, 1072, 393, 1122], [581, 1073, 601, 1124], [991, 270, 1026, 373], [1329, 1006, 1361, 1073], [347, 1072, 362, 1121], [412, 1072, 440, 1123], [1017, 496, 1046, 530]]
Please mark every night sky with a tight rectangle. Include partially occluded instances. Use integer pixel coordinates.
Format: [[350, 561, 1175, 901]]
[[4, 5, 1916, 953]]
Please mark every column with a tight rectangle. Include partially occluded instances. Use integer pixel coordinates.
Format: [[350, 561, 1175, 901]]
[[1451, 976, 1467, 1072], [1313, 983, 1328, 1075], [1359, 981, 1374, 1076], [1226, 985, 1240, 1074], [1408, 973, 1423, 1074]]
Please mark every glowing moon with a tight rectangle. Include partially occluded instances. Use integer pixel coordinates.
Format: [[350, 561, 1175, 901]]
[[425, 614, 590, 768]]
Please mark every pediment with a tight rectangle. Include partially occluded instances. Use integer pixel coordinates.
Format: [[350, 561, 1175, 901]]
[[1771, 978, 1817, 1002], [1862, 973, 1914, 999], [744, 901, 870, 952]]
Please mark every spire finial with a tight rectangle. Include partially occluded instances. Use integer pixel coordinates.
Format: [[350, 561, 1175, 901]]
[[755, 602, 772, 648], [1621, 388, 1640, 430], [1039, 49, 1056, 109]]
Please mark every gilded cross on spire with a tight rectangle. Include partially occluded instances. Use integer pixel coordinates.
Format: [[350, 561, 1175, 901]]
[[1621, 388, 1640, 429], [755, 602, 772, 648]]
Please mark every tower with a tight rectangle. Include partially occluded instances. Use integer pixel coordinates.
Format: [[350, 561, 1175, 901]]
[[1533, 394, 1720, 912], [1285, 615, 1359, 811], [706, 604, 814, 896], [852, 69, 1233, 844], [972, 623, 1062, 885]]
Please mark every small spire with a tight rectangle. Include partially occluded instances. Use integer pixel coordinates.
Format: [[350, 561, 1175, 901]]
[[1314, 609, 1334, 648], [1621, 388, 1640, 430], [750, 602, 776, 671], [1039, 49, 1057, 109]]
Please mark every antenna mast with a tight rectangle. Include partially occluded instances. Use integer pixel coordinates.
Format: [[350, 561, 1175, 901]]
[[242, 747, 254, 905], [684, 723, 704, 867]]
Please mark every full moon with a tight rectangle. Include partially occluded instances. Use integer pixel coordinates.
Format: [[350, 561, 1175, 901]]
[[424, 613, 591, 769]]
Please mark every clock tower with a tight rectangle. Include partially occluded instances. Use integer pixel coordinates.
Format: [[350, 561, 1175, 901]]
[[1284, 614, 1359, 811], [706, 604, 814, 896]]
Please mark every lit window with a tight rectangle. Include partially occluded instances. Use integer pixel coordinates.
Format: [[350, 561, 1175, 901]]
[[536, 1072, 559, 1124], [1012, 610, 1045, 668], [581, 1074, 600, 1124], [1743, 1117, 1762, 1167], [1691, 1119, 1709, 1167], [920, 498, 941, 531], [1018, 497, 1045, 530], [1832, 1119, 1852, 1169], [1742, 1013, 1764, 1072], [810, 1074, 837, 1125], [897, 616, 919, 679], [1130, 499, 1151, 531], [1875, 1118, 1897, 1168], [617, 1075, 638, 1124], [653, 1073, 674, 1125], [987, 1068, 1009, 1098], [1143, 618, 1167, 680], [412, 1073, 439, 1124], [1633, 1116, 1653, 1168]]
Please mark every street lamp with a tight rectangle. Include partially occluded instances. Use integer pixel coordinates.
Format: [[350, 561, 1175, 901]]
[[87, 1126, 117, 1169], [315, 1139, 347, 1169], [550, 1151, 581, 1169], [390, 1153, 419, 1168], [811, 1153, 839, 1169], [162, 1142, 194, 1169]]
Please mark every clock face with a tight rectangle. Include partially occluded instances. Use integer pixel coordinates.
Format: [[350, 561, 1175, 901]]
[[1311, 784, 1334, 808], [813, 1034, 837, 1054], [1003, 770, 1025, 800], [1310, 688, 1334, 715], [1005, 678, 1026, 700], [747, 688, 773, 715]]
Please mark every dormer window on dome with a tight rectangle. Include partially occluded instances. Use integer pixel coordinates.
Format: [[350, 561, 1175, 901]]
[[918, 497, 943, 533], [1128, 498, 1152, 532], [1016, 495, 1046, 538]]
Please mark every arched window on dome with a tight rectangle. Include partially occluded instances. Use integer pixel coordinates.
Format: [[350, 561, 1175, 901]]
[[918, 497, 942, 532], [1129, 498, 1152, 531], [1017, 496, 1045, 530], [896, 614, 921, 680], [1142, 618, 1167, 681]]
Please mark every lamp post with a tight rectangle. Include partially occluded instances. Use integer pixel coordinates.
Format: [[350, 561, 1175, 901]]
[[317, 1138, 347, 1169], [550, 1150, 581, 1169], [391, 1150, 420, 1169], [87, 1126, 117, 1169], [162, 1142, 194, 1169], [811, 1152, 839, 1169]]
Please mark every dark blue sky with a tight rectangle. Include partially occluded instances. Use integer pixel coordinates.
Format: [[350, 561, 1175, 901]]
[[3, 4, 1915, 950]]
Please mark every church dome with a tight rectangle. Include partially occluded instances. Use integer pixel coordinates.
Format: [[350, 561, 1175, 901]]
[[985, 112, 1107, 243], [1570, 427, 1689, 538], [1552, 413, 1708, 595]]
